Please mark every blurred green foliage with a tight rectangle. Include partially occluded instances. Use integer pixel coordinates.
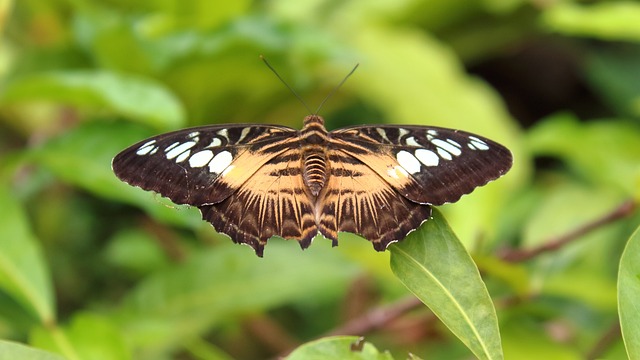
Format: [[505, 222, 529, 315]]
[[1, 0, 639, 359]]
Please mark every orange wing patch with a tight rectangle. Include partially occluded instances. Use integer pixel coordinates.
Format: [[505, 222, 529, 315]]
[[316, 149, 432, 251], [206, 145, 292, 204], [200, 149, 318, 256]]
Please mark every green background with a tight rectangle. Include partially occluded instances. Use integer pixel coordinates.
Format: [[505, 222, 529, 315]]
[[1, 0, 639, 359]]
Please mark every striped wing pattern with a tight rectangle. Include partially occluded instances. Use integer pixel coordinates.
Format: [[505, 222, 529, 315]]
[[316, 150, 432, 251], [330, 125, 513, 205], [112, 124, 298, 206], [200, 148, 318, 257], [113, 115, 512, 256]]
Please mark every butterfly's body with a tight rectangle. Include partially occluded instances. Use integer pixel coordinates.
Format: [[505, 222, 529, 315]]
[[300, 115, 330, 196], [113, 115, 512, 256]]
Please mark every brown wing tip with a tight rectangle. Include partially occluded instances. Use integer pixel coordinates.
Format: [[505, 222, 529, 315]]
[[225, 236, 265, 257], [373, 215, 432, 252], [241, 233, 321, 257], [251, 243, 265, 257], [298, 236, 313, 250], [208, 227, 266, 257], [233, 238, 265, 257]]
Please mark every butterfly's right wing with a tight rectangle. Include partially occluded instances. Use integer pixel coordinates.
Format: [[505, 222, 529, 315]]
[[112, 124, 299, 206], [330, 125, 512, 205], [316, 149, 432, 252]]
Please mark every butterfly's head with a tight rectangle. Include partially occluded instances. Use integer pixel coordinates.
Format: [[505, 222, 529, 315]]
[[303, 114, 325, 127]]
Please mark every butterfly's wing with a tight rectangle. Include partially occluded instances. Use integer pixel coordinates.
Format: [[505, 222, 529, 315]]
[[113, 124, 319, 257], [113, 122, 513, 255], [316, 150, 432, 251], [330, 125, 512, 205], [200, 148, 318, 257], [112, 124, 298, 206]]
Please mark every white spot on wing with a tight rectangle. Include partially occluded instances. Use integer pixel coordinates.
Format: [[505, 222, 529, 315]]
[[376, 128, 391, 143], [188, 131, 200, 138], [221, 164, 235, 176], [176, 150, 191, 163], [436, 147, 452, 160], [165, 142, 180, 152], [238, 127, 251, 142], [398, 128, 409, 138], [136, 145, 155, 155], [136, 146, 154, 155], [166, 141, 196, 159], [415, 149, 439, 166], [396, 150, 421, 174], [189, 150, 214, 168], [209, 151, 233, 174], [432, 139, 462, 156], [393, 165, 409, 178], [405, 136, 420, 147], [140, 140, 156, 148], [446, 138, 461, 148], [217, 129, 229, 140], [427, 129, 438, 136], [470, 139, 489, 150], [207, 138, 222, 148], [136, 140, 157, 155], [387, 165, 410, 179]]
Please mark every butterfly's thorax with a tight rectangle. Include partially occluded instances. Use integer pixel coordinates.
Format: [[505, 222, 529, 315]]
[[301, 115, 330, 197]]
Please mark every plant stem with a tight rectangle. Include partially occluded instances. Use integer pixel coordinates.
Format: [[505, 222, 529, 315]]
[[500, 199, 636, 262]]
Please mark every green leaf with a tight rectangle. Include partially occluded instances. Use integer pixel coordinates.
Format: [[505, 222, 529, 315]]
[[30, 121, 203, 229], [522, 182, 622, 249], [0, 340, 65, 360], [542, 2, 640, 42], [0, 183, 54, 325], [71, 5, 252, 75], [527, 114, 640, 197], [104, 229, 170, 276], [286, 336, 394, 360], [389, 209, 503, 360], [473, 255, 530, 297], [31, 312, 131, 360], [0, 1, 11, 32], [116, 240, 358, 356], [0, 70, 185, 129], [585, 48, 640, 118], [143, 0, 252, 30], [480, 0, 525, 14], [618, 224, 640, 358], [182, 337, 235, 360], [501, 320, 581, 360]]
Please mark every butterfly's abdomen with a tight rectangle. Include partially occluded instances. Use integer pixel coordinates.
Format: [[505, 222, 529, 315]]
[[303, 149, 327, 196], [301, 115, 330, 197]]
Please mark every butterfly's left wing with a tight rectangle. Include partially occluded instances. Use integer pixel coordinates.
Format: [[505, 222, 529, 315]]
[[200, 148, 318, 257], [329, 125, 512, 205], [112, 124, 298, 206]]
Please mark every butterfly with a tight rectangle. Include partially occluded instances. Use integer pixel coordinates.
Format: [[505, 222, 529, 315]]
[[112, 113, 512, 257]]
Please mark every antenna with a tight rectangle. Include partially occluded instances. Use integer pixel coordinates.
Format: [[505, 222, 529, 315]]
[[260, 55, 359, 115], [315, 63, 358, 115], [260, 55, 312, 114]]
